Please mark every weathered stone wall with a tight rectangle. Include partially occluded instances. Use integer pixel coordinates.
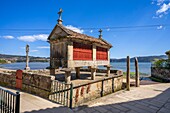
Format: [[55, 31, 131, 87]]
[[0, 72, 16, 88], [22, 73, 53, 98], [72, 75, 123, 107], [151, 67, 170, 82], [0, 72, 53, 99]]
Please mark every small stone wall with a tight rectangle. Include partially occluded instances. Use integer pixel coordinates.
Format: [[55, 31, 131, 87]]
[[0, 72, 16, 88], [0, 71, 53, 99], [151, 67, 170, 82], [72, 75, 123, 107]]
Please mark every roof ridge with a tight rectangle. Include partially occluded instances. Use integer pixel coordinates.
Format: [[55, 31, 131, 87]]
[[49, 24, 112, 47]]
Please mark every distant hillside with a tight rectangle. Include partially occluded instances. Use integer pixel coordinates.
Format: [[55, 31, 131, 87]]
[[110, 55, 167, 62], [0, 54, 49, 62], [0, 54, 168, 63]]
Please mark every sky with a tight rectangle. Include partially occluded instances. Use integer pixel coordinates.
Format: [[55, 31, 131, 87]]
[[0, 0, 170, 58]]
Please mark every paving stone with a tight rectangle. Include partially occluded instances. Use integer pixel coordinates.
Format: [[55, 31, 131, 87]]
[[127, 110, 137, 113], [134, 103, 156, 113], [106, 111, 114, 113], [141, 100, 162, 108], [168, 99, 170, 102], [83, 108, 96, 113], [92, 111, 100, 113], [149, 100, 164, 106], [110, 104, 129, 112], [102, 105, 113, 111], [151, 99, 165, 104], [121, 103, 150, 113], [157, 107, 170, 113], [137, 100, 150, 106], [148, 105, 160, 111], [75, 110, 86, 113], [94, 106, 108, 113], [109, 107, 120, 113]]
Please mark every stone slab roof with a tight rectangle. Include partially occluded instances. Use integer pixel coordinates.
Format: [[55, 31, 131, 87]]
[[48, 24, 112, 48]]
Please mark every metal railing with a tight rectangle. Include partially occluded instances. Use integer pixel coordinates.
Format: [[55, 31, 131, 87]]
[[0, 87, 20, 113], [49, 80, 73, 109]]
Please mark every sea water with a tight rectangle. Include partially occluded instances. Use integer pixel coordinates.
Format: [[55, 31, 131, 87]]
[[0, 62, 151, 74]]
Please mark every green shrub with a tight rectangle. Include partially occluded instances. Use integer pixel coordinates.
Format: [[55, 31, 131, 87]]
[[153, 59, 170, 69], [0, 59, 7, 64]]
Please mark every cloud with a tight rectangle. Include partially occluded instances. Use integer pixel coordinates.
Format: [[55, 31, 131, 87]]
[[157, 0, 164, 6], [17, 34, 48, 42], [157, 25, 163, 29], [156, 3, 170, 14], [90, 30, 93, 33], [30, 50, 38, 52], [37, 46, 50, 49], [20, 47, 25, 49], [107, 28, 110, 31], [1, 35, 14, 39], [65, 25, 84, 33]]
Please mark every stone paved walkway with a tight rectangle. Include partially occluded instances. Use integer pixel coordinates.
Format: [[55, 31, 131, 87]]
[[73, 83, 170, 113], [3, 88, 73, 113], [3, 82, 170, 113]]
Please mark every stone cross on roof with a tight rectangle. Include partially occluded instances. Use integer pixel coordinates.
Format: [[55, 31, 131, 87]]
[[99, 29, 102, 39], [57, 8, 63, 24]]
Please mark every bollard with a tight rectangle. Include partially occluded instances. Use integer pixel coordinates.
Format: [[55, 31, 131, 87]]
[[135, 57, 140, 87], [126, 56, 130, 91]]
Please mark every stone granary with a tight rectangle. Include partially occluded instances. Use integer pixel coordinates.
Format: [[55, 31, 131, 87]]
[[48, 9, 112, 83]]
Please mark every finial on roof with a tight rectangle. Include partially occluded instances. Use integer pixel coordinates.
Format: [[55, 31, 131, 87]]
[[57, 8, 63, 24], [99, 29, 102, 39]]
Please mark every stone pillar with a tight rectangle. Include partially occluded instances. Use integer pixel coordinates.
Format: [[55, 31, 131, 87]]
[[50, 43, 53, 68], [67, 42, 73, 68], [106, 66, 111, 76], [25, 44, 30, 70], [65, 69, 71, 83], [135, 57, 140, 87], [92, 45, 96, 61], [91, 66, 97, 80], [126, 56, 130, 91], [107, 48, 110, 65], [75, 67, 80, 79]]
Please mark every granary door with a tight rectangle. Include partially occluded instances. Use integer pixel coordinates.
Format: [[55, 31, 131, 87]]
[[73, 42, 92, 60], [96, 46, 108, 60], [16, 70, 23, 89]]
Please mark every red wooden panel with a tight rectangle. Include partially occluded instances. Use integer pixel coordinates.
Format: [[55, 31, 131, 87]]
[[73, 42, 92, 60], [96, 46, 108, 60], [16, 70, 23, 89]]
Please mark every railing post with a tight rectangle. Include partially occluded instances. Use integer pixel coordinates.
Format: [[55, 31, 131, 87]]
[[135, 57, 140, 87], [101, 80, 104, 97], [15, 92, 20, 113], [126, 56, 130, 91], [112, 77, 114, 93], [69, 83, 73, 109]]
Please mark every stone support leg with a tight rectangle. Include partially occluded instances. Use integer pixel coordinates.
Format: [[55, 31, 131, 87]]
[[91, 67, 97, 80], [75, 67, 80, 79], [65, 70, 71, 83], [106, 66, 110, 76], [50, 68, 55, 75]]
